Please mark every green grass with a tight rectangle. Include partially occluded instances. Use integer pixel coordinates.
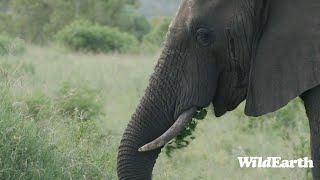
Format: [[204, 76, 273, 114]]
[[0, 46, 313, 180]]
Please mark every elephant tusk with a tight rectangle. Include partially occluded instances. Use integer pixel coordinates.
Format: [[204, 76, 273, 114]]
[[138, 107, 197, 152]]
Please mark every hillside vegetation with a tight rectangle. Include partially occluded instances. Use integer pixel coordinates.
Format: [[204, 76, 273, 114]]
[[139, 0, 180, 18]]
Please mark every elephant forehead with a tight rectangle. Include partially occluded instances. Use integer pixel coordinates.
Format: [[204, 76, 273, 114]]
[[187, 0, 220, 8], [187, 0, 240, 11], [171, 0, 241, 30], [186, 0, 243, 28]]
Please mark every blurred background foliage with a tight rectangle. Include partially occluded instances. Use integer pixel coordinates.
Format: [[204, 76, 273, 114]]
[[0, 0, 313, 179], [0, 0, 175, 53]]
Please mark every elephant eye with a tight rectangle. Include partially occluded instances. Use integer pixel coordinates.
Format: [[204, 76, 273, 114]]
[[196, 28, 214, 46]]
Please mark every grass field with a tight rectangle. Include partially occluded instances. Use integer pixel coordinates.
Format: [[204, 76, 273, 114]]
[[0, 46, 313, 179]]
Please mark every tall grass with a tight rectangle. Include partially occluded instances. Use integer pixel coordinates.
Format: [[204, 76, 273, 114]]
[[0, 47, 119, 179], [0, 45, 313, 179], [0, 86, 65, 179]]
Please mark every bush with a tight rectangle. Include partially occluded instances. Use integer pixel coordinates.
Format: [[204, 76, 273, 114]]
[[56, 82, 104, 120], [241, 98, 305, 134], [142, 17, 171, 51], [55, 20, 139, 53], [113, 5, 151, 41], [0, 34, 26, 56]]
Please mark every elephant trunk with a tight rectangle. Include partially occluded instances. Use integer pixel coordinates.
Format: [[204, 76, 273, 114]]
[[117, 102, 166, 180], [117, 49, 184, 180]]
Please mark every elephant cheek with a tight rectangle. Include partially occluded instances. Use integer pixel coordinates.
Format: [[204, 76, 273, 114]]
[[213, 86, 247, 117], [175, 66, 219, 119]]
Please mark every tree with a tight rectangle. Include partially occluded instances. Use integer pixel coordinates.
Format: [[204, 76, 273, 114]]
[[44, 0, 75, 37], [110, 5, 150, 41], [1, 0, 150, 44], [0, 0, 10, 12], [10, 0, 53, 44]]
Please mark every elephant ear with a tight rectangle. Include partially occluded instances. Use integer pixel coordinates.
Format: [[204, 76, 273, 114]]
[[245, 0, 320, 116]]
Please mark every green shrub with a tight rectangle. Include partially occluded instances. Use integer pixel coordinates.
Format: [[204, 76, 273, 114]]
[[241, 98, 305, 135], [0, 34, 26, 56], [72, 120, 100, 144], [55, 20, 139, 53], [142, 17, 171, 51], [60, 119, 117, 179], [56, 82, 104, 120]]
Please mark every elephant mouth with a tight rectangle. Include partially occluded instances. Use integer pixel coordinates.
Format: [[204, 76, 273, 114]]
[[138, 106, 198, 152], [138, 63, 218, 152]]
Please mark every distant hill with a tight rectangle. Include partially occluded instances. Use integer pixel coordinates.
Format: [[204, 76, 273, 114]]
[[139, 0, 181, 18]]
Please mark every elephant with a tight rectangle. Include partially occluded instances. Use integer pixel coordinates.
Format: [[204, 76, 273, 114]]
[[117, 0, 320, 179]]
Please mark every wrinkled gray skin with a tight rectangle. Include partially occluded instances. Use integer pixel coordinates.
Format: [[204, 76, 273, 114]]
[[117, 0, 320, 179]]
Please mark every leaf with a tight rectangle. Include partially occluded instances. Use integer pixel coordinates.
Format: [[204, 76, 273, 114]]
[[194, 109, 207, 120], [165, 108, 208, 157]]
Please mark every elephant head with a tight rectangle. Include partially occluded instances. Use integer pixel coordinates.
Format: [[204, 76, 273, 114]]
[[117, 0, 320, 179]]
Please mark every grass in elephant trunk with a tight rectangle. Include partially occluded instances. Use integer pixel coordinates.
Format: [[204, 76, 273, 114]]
[[165, 108, 208, 157]]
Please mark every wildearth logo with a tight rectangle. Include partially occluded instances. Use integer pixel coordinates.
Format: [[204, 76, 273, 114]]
[[238, 157, 313, 168]]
